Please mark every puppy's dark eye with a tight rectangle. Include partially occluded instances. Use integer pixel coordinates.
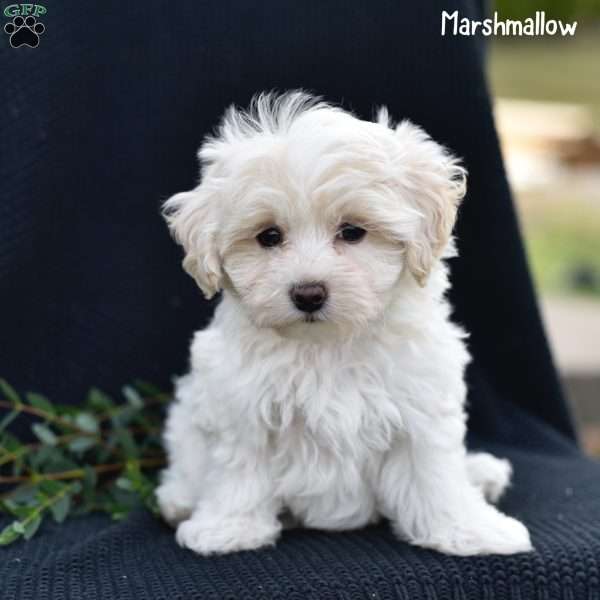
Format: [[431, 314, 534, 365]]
[[256, 227, 283, 248], [337, 223, 367, 243]]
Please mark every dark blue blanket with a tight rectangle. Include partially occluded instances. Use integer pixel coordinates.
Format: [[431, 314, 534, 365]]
[[1, 1, 597, 598]]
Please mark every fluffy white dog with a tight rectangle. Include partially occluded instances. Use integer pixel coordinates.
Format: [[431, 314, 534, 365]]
[[156, 92, 532, 557]]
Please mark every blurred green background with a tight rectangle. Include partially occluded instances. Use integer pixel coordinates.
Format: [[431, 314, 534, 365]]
[[487, 1, 600, 451], [495, 0, 600, 22]]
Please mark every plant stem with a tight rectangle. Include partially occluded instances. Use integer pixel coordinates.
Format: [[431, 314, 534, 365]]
[[0, 422, 161, 467], [0, 444, 29, 467], [0, 433, 84, 467], [0, 457, 165, 485], [97, 396, 168, 423], [17, 481, 76, 532], [0, 400, 87, 433]]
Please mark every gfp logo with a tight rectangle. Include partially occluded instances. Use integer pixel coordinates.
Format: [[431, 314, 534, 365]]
[[3, 4, 46, 48]]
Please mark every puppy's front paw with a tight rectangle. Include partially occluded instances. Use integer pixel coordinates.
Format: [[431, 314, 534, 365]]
[[411, 509, 533, 556], [156, 481, 195, 527], [175, 515, 281, 556]]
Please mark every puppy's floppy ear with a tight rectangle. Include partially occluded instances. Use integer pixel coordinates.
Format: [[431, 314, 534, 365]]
[[162, 181, 222, 299], [390, 119, 466, 287]]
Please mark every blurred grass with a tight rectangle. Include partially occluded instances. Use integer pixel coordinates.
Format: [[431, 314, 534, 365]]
[[488, 29, 600, 298], [520, 194, 600, 296]]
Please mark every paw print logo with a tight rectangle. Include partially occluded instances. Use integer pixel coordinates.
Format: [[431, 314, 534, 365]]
[[4, 15, 45, 48]]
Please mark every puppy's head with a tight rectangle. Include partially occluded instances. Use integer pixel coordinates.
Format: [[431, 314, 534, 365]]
[[164, 92, 465, 336]]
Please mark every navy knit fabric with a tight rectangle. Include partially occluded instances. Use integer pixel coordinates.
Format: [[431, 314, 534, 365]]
[[1, 1, 598, 598], [2, 422, 600, 600]]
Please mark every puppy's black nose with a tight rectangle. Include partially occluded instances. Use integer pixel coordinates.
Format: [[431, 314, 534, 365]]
[[290, 282, 328, 313]]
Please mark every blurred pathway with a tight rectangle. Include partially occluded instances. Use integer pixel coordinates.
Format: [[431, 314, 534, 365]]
[[541, 296, 600, 453], [541, 296, 600, 374]]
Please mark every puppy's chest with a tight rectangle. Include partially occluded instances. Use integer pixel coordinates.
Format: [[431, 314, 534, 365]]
[[260, 361, 405, 462]]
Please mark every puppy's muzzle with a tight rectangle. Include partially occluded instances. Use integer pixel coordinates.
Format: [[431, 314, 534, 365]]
[[290, 282, 328, 313]]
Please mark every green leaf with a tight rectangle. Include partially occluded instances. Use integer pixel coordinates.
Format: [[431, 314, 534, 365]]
[[6, 504, 34, 520], [115, 476, 134, 491], [94, 488, 136, 519], [80, 465, 98, 513], [111, 405, 138, 428], [26, 393, 55, 416], [50, 494, 71, 523], [74, 413, 98, 434], [0, 410, 19, 432], [30, 446, 64, 471], [133, 380, 164, 397], [32, 423, 58, 446], [0, 430, 19, 447], [144, 491, 160, 515], [0, 433, 23, 465], [67, 436, 96, 454], [0, 379, 166, 542], [8, 485, 37, 503], [12, 521, 25, 534], [110, 487, 140, 512], [12, 456, 24, 476], [31, 423, 58, 446], [0, 498, 20, 515], [113, 428, 139, 457], [83, 465, 97, 491], [70, 481, 82, 495], [38, 480, 64, 496], [44, 456, 78, 473], [0, 379, 21, 406], [22, 515, 42, 540], [86, 388, 114, 413], [122, 386, 144, 410], [13, 500, 39, 522], [0, 522, 23, 545], [47, 413, 75, 434]]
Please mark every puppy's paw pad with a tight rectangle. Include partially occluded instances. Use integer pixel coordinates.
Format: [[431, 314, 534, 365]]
[[175, 516, 280, 556]]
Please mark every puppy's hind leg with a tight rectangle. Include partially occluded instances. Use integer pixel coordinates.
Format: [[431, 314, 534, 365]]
[[467, 452, 512, 504], [377, 438, 531, 556]]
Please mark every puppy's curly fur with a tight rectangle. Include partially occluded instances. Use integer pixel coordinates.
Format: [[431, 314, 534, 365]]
[[157, 92, 532, 557]]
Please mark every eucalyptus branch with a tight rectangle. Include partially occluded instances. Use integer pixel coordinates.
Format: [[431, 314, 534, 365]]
[[0, 432, 95, 467], [0, 400, 91, 434], [0, 380, 169, 545], [0, 481, 81, 545], [0, 426, 161, 468], [0, 457, 165, 484]]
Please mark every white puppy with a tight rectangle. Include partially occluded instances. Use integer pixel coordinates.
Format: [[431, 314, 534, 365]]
[[156, 92, 532, 557]]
